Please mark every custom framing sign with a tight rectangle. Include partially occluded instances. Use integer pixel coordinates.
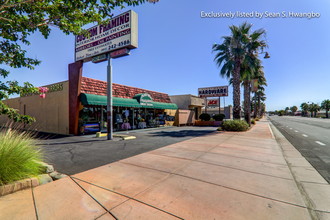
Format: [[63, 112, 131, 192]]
[[198, 86, 228, 98], [75, 10, 138, 62]]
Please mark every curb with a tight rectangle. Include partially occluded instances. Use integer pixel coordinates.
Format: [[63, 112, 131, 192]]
[[268, 119, 328, 220], [95, 132, 136, 140], [0, 162, 67, 197]]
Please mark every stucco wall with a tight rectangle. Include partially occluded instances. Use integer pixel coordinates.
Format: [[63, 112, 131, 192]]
[[170, 95, 204, 110], [0, 81, 69, 135]]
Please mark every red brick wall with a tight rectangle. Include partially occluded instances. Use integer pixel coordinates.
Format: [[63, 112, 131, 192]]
[[81, 77, 171, 103]]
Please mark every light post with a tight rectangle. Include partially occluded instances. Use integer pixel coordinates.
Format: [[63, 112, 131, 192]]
[[107, 55, 113, 140]]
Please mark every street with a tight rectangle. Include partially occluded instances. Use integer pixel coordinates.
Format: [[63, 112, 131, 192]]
[[269, 115, 330, 183]]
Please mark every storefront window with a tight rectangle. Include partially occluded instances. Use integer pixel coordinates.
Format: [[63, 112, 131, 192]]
[[78, 105, 175, 134]]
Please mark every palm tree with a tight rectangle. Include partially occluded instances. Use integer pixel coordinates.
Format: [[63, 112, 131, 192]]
[[290, 106, 298, 116], [252, 72, 267, 118], [321, 99, 330, 118], [300, 102, 309, 117], [309, 103, 320, 117], [213, 22, 254, 120]]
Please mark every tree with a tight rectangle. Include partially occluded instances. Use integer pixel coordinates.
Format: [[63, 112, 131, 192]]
[[241, 27, 267, 125], [290, 106, 298, 116], [0, 0, 147, 123], [309, 103, 320, 117], [213, 22, 254, 120], [252, 72, 267, 118], [321, 99, 330, 118], [300, 102, 309, 117]]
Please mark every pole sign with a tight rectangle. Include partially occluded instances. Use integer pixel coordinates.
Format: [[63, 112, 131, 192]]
[[75, 10, 138, 62], [198, 86, 228, 98]]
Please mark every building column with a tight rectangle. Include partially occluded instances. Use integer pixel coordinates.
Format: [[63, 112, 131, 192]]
[[68, 61, 83, 135]]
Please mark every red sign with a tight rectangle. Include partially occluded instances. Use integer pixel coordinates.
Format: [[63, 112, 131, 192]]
[[208, 99, 218, 106], [110, 48, 130, 58]]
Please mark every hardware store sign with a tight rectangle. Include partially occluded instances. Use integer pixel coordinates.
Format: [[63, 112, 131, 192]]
[[75, 10, 138, 62], [198, 86, 228, 97]]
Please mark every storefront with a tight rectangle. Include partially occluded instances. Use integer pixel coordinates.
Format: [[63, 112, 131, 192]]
[[0, 75, 177, 135], [79, 92, 177, 134]]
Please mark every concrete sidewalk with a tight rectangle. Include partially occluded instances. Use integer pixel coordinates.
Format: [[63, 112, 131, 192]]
[[1, 119, 330, 219]]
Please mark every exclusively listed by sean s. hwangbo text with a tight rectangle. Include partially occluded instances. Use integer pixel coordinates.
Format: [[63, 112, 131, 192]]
[[200, 11, 321, 19]]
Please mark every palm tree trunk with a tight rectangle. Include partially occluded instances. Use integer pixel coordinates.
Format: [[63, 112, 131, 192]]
[[243, 81, 251, 125], [326, 110, 329, 118], [253, 93, 257, 118], [257, 94, 261, 117], [233, 59, 241, 120]]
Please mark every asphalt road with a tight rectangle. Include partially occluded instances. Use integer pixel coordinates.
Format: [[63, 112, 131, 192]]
[[269, 115, 330, 183], [38, 126, 217, 175]]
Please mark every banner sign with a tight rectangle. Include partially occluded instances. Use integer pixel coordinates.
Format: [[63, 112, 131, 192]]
[[75, 10, 138, 62], [198, 86, 228, 97], [208, 99, 219, 106]]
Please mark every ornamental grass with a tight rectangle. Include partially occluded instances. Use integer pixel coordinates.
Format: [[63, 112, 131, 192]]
[[0, 129, 43, 185]]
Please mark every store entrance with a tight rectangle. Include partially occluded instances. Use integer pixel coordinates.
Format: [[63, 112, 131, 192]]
[[78, 105, 174, 134]]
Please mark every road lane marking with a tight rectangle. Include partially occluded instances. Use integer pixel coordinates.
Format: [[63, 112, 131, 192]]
[[289, 128, 292, 130], [294, 130, 298, 132], [302, 134, 308, 137], [315, 141, 326, 146]]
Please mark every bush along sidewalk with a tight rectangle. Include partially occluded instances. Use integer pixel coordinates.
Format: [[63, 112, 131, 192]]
[[221, 120, 249, 131], [0, 129, 66, 197]]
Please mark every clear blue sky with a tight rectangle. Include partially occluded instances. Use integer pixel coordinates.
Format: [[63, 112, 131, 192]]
[[4, 0, 330, 111]]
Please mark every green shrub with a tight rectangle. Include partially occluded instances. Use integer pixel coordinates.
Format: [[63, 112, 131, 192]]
[[217, 127, 223, 131], [213, 114, 225, 121], [251, 119, 256, 124], [199, 113, 211, 121], [222, 120, 249, 131], [0, 129, 43, 185]]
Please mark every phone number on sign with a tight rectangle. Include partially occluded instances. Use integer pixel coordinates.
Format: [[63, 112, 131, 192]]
[[109, 40, 131, 50]]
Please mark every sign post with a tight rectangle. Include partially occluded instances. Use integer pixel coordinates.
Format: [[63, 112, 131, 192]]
[[107, 55, 113, 140], [219, 97, 221, 114], [75, 10, 138, 140]]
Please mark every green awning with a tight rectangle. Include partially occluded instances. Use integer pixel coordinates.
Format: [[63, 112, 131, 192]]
[[152, 102, 178, 110], [80, 93, 141, 108], [80, 93, 178, 110]]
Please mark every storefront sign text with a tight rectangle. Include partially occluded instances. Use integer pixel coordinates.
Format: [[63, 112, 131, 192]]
[[198, 86, 228, 98], [75, 10, 138, 62]]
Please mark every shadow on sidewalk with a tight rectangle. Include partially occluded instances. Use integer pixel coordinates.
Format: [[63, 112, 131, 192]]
[[149, 129, 216, 138]]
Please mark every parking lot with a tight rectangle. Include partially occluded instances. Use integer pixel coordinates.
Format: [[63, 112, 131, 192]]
[[38, 126, 217, 175]]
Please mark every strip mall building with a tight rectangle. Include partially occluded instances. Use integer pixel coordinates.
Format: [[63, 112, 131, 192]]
[[0, 65, 178, 135]]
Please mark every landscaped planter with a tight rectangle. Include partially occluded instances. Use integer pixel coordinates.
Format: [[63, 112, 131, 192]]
[[0, 162, 67, 197], [195, 121, 222, 126]]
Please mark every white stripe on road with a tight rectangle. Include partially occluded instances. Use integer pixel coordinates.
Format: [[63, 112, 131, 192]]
[[289, 128, 292, 130], [302, 134, 308, 137], [294, 130, 298, 133], [315, 141, 326, 146]]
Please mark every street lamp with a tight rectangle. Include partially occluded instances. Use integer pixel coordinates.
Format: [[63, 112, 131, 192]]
[[264, 52, 270, 59]]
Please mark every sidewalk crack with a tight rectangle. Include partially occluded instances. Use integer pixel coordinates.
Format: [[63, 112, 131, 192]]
[[69, 176, 119, 220], [30, 180, 39, 220]]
